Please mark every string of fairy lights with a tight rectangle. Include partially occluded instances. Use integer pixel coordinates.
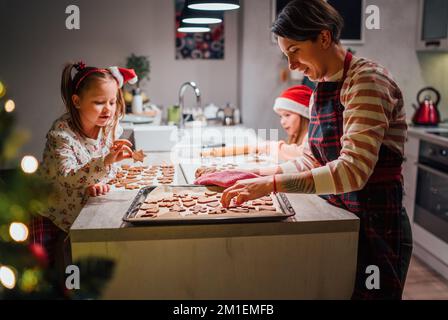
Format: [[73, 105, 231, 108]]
[[0, 79, 39, 291]]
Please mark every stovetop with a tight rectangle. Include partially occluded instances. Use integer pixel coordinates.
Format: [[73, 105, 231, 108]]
[[426, 131, 448, 138]]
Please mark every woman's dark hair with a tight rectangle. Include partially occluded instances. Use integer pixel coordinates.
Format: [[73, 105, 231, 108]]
[[272, 0, 344, 43]]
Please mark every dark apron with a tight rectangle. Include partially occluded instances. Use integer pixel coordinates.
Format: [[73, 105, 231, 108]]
[[308, 52, 413, 300]]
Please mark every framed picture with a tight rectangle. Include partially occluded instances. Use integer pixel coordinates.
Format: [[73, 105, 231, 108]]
[[175, 0, 225, 59], [271, 0, 365, 45]]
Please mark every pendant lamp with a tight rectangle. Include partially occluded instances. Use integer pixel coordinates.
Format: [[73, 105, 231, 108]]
[[181, 6, 223, 24], [177, 21, 211, 33], [187, 0, 240, 11]]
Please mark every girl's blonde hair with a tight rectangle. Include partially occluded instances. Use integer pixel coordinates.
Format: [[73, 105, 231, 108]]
[[287, 115, 309, 145], [60, 62, 125, 142]]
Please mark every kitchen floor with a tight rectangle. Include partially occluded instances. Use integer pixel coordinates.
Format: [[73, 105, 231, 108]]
[[403, 255, 448, 300]]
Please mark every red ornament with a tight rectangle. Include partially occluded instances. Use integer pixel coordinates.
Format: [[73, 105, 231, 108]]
[[29, 243, 49, 268]]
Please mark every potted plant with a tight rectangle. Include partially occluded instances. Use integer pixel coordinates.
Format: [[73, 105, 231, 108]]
[[125, 54, 150, 114]]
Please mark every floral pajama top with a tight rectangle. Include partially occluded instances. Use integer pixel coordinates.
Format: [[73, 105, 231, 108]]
[[39, 113, 122, 232]]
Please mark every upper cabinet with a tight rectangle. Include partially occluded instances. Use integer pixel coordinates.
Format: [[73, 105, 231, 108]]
[[272, 0, 364, 44], [327, 0, 364, 45], [417, 0, 448, 51]]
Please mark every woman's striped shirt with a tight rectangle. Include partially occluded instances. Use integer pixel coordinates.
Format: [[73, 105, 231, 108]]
[[278, 56, 407, 195]]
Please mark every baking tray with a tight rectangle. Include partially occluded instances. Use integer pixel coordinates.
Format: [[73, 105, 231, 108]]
[[122, 185, 295, 225]]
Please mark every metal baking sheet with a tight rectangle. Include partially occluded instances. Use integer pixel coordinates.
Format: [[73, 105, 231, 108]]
[[122, 185, 295, 226]]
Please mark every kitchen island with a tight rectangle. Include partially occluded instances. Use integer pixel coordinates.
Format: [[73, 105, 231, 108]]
[[70, 151, 359, 299]]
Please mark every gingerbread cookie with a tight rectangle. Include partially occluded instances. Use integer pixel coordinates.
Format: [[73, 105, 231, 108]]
[[132, 150, 146, 163], [169, 204, 186, 213], [178, 192, 189, 198], [141, 213, 157, 218], [159, 202, 174, 208], [140, 203, 154, 210], [257, 205, 276, 212], [197, 197, 218, 204], [182, 201, 196, 207], [123, 178, 139, 184], [207, 202, 220, 208], [190, 205, 208, 214], [209, 207, 227, 215], [145, 205, 159, 214], [252, 200, 265, 206], [229, 207, 250, 213]]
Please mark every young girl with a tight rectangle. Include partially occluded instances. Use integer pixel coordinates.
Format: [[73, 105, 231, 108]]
[[196, 85, 312, 179], [31, 61, 138, 274], [256, 85, 313, 161]]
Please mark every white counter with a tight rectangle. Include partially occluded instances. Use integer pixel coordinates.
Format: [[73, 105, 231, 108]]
[[408, 125, 448, 146]]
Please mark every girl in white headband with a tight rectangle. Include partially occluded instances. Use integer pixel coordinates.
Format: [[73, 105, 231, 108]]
[[30, 61, 138, 277]]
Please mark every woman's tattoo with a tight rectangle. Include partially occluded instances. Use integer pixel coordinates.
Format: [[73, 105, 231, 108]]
[[277, 171, 316, 194]]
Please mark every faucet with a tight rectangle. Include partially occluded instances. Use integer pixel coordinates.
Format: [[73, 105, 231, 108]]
[[178, 81, 202, 129]]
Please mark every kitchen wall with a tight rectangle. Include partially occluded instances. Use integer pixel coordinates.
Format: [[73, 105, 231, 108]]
[[0, 0, 239, 160], [1, 0, 447, 161], [239, 0, 286, 137], [239, 0, 433, 133]]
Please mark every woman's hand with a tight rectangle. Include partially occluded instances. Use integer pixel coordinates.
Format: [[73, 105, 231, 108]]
[[86, 183, 110, 197], [105, 139, 133, 166], [220, 176, 274, 208]]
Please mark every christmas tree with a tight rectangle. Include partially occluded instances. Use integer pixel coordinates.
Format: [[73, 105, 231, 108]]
[[0, 79, 115, 299]]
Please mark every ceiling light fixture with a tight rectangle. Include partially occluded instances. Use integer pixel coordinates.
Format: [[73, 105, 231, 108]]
[[181, 7, 223, 24], [177, 22, 211, 33], [187, 0, 240, 11]]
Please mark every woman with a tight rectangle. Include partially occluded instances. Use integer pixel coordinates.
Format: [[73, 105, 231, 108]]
[[211, 0, 412, 299]]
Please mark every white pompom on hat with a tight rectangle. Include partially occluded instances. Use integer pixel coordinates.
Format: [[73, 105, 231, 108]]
[[108, 67, 138, 88], [273, 85, 313, 119]]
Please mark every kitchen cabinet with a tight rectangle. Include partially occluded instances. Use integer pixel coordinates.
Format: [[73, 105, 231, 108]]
[[272, 0, 364, 44], [416, 0, 448, 51], [407, 127, 448, 281]]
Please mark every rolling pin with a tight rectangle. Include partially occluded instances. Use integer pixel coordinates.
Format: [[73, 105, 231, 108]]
[[201, 145, 250, 157]]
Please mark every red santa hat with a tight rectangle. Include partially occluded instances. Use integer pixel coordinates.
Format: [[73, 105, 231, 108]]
[[273, 85, 313, 119], [74, 62, 139, 90], [107, 67, 138, 88]]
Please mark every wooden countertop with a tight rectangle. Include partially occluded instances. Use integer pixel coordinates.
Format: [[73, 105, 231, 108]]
[[70, 152, 359, 243]]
